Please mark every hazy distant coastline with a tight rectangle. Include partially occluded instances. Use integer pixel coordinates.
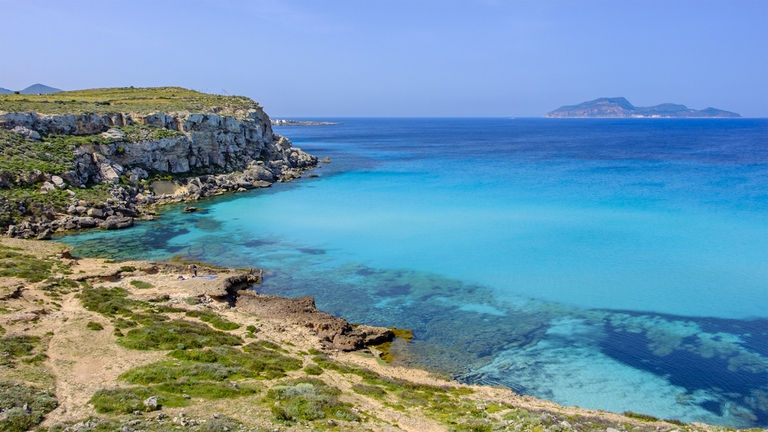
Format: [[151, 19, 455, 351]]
[[546, 97, 740, 118], [271, 119, 339, 126]]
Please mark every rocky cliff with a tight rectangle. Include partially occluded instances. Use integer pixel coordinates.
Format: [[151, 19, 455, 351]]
[[0, 87, 318, 239]]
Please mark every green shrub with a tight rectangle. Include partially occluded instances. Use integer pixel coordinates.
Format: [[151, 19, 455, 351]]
[[89, 387, 186, 413], [86, 321, 104, 331], [185, 309, 241, 331], [121, 360, 244, 384], [120, 266, 137, 272], [0, 335, 39, 367], [155, 380, 260, 399], [78, 287, 145, 317], [351, 383, 387, 398], [117, 320, 242, 350], [623, 411, 660, 422], [185, 296, 201, 305], [265, 378, 358, 423], [129, 280, 154, 289], [0, 247, 56, 282], [304, 364, 323, 376], [0, 381, 57, 431]]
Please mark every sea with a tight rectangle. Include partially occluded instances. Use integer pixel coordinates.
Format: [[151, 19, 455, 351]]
[[56, 118, 768, 428]]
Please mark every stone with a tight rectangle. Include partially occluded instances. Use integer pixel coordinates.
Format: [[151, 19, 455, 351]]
[[11, 125, 41, 141], [87, 208, 104, 218], [51, 175, 65, 188], [40, 181, 56, 192], [101, 128, 126, 141], [143, 395, 158, 409], [98, 216, 134, 230], [322, 157, 331, 163]]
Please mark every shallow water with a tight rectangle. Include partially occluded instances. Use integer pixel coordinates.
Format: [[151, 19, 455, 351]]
[[57, 118, 768, 427]]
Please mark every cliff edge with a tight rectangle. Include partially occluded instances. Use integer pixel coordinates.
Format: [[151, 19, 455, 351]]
[[0, 87, 318, 238]]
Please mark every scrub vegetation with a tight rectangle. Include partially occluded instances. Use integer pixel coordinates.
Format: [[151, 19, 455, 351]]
[[0, 86, 259, 116], [0, 238, 737, 431]]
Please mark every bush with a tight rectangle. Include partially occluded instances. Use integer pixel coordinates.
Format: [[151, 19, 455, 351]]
[[117, 320, 242, 350], [129, 280, 154, 289], [89, 387, 186, 413], [0, 335, 39, 367], [265, 378, 358, 423], [185, 309, 241, 331], [0, 381, 57, 431], [0, 247, 56, 283], [351, 383, 386, 398], [304, 364, 323, 376], [86, 321, 104, 331], [78, 287, 145, 317]]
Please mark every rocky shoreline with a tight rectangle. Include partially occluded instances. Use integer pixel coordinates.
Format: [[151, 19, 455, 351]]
[[1, 97, 319, 240], [0, 237, 729, 431]]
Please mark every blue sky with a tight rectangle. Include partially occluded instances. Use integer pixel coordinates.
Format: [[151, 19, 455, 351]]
[[1, 0, 766, 117]]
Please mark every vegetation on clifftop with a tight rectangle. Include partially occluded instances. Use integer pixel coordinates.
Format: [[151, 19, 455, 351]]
[[0, 86, 260, 116]]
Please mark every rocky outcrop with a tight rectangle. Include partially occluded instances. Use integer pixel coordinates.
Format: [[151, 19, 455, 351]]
[[0, 109, 316, 186], [236, 292, 394, 351], [0, 106, 318, 238]]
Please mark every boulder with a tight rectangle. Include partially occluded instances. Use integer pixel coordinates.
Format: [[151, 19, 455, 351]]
[[98, 216, 134, 230], [101, 128, 126, 141], [11, 125, 41, 141]]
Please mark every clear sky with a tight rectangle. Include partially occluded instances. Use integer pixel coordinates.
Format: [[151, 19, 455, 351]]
[[1, 0, 767, 117]]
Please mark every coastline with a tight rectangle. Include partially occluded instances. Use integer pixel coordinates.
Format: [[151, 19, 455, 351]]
[[0, 236, 727, 431]]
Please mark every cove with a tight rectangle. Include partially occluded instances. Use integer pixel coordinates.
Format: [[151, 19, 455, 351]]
[[56, 118, 768, 428]]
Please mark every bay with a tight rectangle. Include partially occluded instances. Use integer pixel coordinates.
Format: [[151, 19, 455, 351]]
[[57, 118, 768, 427]]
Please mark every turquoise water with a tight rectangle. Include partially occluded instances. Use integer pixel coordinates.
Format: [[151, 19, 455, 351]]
[[57, 119, 768, 427]]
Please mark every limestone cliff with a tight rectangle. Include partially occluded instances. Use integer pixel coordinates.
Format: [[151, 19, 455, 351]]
[[0, 87, 318, 238], [0, 109, 315, 186]]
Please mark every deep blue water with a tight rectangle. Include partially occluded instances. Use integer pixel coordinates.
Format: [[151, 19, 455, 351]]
[[57, 118, 768, 427]]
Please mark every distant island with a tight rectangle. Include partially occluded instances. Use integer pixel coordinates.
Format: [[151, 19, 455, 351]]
[[0, 83, 62, 95], [271, 119, 339, 126], [546, 97, 740, 118]]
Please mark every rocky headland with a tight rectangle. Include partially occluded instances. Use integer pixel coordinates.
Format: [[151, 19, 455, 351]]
[[545, 97, 741, 118], [0, 87, 318, 239]]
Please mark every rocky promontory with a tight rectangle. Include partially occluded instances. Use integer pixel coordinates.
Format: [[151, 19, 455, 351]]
[[0, 87, 318, 239]]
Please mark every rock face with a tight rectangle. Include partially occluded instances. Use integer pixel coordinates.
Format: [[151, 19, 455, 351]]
[[0, 109, 317, 186], [0, 105, 318, 238]]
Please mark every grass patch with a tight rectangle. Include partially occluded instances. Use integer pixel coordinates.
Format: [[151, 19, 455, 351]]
[[0, 381, 57, 431], [265, 377, 359, 423], [0, 86, 260, 116], [185, 309, 241, 331], [351, 383, 387, 398], [304, 364, 323, 376], [89, 387, 187, 413], [129, 280, 154, 289], [0, 247, 57, 283], [154, 380, 260, 399], [117, 320, 242, 350], [86, 321, 104, 331], [77, 286, 146, 317], [0, 335, 40, 367]]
